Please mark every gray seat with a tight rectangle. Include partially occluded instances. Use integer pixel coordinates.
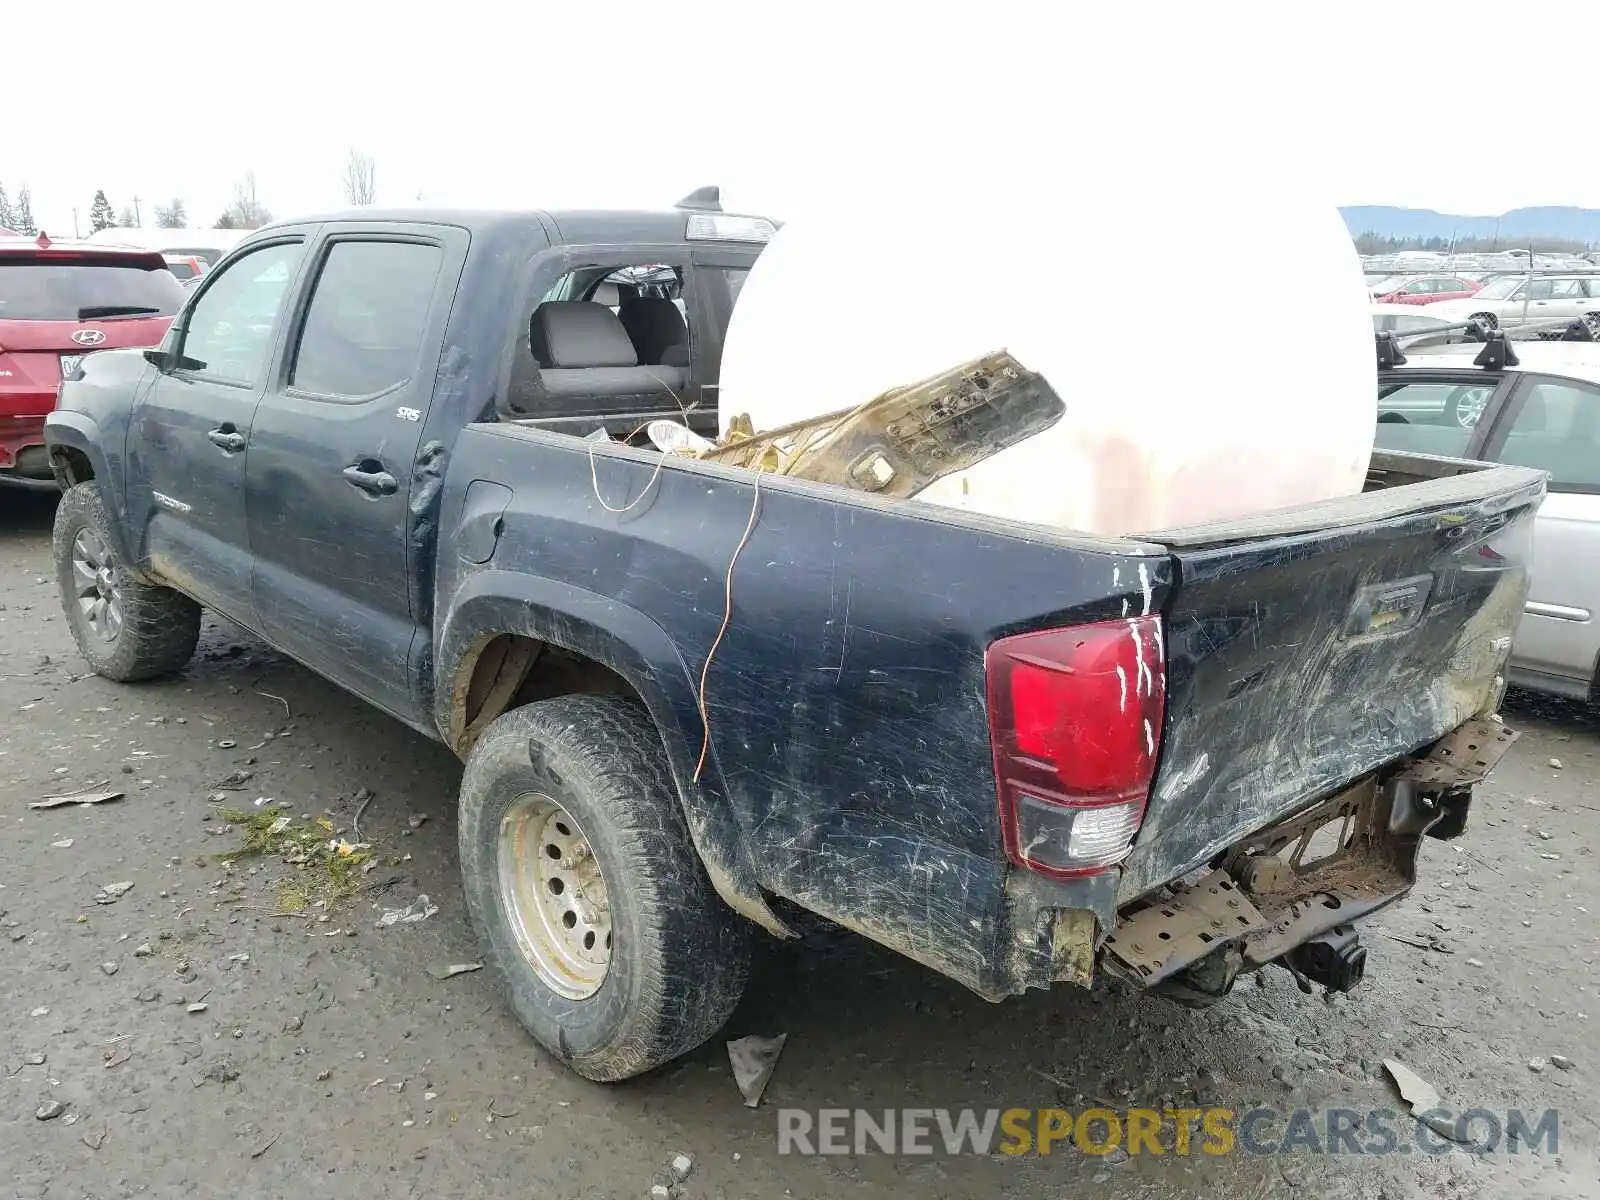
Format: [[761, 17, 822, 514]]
[[529, 301, 686, 404], [618, 296, 690, 367]]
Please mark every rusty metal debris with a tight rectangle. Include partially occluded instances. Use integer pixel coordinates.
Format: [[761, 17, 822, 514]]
[[703, 351, 1064, 498], [1395, 717, 1519, 787], [1103, 871, 1271, 985]]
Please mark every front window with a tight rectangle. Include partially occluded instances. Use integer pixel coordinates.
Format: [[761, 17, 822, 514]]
[[1473, 277, 1525, 300], [0, 256, 187, 322], [178, 241, 305, 387], [1497, 379, 1600, 490]]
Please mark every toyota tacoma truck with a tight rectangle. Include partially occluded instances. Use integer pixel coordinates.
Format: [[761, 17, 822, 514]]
[[43, 196, 1543, 1082]]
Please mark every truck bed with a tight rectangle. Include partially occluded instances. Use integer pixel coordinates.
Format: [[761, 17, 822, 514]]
[[438, 425, 1543, 998]]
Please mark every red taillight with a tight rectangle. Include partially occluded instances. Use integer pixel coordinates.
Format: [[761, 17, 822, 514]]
[[985, 616, 1165, 878]]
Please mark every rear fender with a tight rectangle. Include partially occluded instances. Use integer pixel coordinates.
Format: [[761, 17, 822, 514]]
[[435, 569, 790, 937]]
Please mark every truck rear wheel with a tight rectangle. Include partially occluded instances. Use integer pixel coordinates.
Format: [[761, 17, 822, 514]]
[[52, 483, 201, 682], [457, 695, 750, 1082]]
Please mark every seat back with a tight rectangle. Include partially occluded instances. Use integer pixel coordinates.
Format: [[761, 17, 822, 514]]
[[505, 300, 687, 419], [618, 295, 690, 367]]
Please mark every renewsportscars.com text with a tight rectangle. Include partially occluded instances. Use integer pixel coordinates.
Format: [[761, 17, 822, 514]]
[[776, 1106, 1559, 1158]]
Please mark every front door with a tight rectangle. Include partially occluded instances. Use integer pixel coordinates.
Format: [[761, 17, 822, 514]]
[[126, 236, 309, 622], [246, 225, 464, 726]]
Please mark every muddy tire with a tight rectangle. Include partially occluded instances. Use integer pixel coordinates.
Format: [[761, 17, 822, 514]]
[[458, 695, 750, 1082], [52, 483, 200, 682]]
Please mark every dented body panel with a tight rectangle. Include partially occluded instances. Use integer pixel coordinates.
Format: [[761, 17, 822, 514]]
[[1123, 469, 1543, 901]]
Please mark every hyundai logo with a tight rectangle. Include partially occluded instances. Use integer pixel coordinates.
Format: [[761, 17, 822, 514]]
[[71, 329, 107, 346]]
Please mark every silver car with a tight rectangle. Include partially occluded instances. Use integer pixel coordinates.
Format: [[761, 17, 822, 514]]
[[1427, 273, 1600, 333], [1375, 341, 1600, 701]]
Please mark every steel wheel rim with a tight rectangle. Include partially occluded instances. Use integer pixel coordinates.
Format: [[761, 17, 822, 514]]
[[497, 792, 612, 1000], [71, 528, 123, 642], [1586, 312, 1600, 335]]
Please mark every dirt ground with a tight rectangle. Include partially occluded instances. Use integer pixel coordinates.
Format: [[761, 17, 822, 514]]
[[2, 486, 1597, 1200]]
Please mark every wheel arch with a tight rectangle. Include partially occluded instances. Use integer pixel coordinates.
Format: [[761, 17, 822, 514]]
[[436, 571, 789, 937]]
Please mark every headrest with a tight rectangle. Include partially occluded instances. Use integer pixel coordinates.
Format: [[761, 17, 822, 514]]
[[589, 281, 621, 307], [531, 301, 639, 369], [618, 296, 689, 365]]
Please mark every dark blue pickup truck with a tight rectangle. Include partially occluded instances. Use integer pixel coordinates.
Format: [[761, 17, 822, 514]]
[[44, 196, 1544, 1082]]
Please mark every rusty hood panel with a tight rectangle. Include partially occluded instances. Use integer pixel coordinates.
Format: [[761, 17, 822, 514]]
[[1119, 472, 1543, 902]]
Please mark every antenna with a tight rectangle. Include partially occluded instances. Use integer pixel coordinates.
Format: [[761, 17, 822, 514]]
[[675, 186, 722, 212]]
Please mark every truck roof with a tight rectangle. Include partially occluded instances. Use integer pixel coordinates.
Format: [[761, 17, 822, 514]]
[[256, 204, 774, 250]]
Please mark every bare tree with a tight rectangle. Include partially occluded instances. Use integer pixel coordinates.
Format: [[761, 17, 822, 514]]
[[155, 198, 187, 228], [216, 172, 272, 230], [118, 205, 139, 228], [342, 148, 376, 206]]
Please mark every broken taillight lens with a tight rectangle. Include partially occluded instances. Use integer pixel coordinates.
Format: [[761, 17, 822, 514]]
[[985, 616, 1165, 878]]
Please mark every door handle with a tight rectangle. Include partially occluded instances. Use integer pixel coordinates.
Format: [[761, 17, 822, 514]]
[[206, 427, 247, 452], [342, 463, 398, 496]]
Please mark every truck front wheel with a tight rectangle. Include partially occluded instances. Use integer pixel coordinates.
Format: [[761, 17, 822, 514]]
[[52, 483, 201, 682], [458, 695, 750, 1082]]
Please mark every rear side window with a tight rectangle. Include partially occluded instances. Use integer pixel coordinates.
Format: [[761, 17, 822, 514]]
[[0, 256, 186, 322], [1373, 379, 1493, 458], [289, 240, 443, 399]]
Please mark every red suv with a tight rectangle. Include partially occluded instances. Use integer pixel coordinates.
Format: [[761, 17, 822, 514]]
[[1, 234, 186, 484]]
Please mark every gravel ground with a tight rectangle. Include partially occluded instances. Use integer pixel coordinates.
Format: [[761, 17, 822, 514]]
[[2, 487, 1597, 1199]]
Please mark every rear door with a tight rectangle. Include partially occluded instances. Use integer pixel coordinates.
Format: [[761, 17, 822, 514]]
[[1122, 465, 1545, 899], [1480, 374, 1600, 696], [246, 223, 465, 725], [126, 236, 310, 619]]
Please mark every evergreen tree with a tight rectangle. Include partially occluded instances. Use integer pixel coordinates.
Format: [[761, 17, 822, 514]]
[[0, 184, 13, 232], [89, 190, 116, 233], [14, 186, 35, 236], [118, 205, 138, 228]]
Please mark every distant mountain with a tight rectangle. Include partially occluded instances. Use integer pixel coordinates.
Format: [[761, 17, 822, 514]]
[[1341, 205, 1600, 243]]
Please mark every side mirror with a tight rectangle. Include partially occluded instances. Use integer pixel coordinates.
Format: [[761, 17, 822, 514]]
[[143, 347, 173, 371]]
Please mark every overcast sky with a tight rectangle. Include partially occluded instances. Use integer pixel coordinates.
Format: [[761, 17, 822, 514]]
[[9, 2, 1595, 236]]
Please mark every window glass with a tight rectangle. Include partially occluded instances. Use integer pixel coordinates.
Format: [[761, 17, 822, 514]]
[[1392, 313, 1446, 333], [695, 265, 749, 338], [179, 241, 304, 386], [0, 257, 186, 322], [290, 240, 443, 398], [1374, 379, 1493, 457], [1548, 278, 1584, 299], [1497, 379, 1600, 489]]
